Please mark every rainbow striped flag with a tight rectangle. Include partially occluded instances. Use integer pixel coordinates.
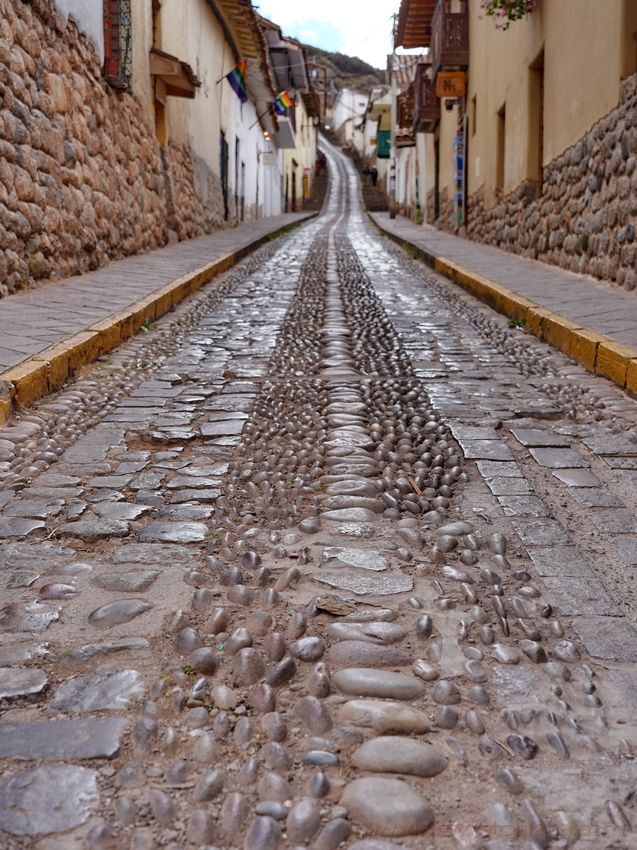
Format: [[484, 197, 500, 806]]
[[225, 60, 248, 103], [274, 89, 294, 114]]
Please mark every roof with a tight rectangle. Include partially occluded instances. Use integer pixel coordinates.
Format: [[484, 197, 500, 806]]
[[387, 53, 421, 88], [395, 0, 438, 49]]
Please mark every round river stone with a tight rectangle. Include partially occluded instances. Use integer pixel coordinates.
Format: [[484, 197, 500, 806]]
[[351, 736, 447, 777], [341, 777, 434, 836], [337, 700, 430, 734], [332, 668, 425, 700]]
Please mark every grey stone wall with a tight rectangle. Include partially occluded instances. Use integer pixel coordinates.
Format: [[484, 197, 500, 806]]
[[0, 0, 225, 297], [465, 74, 637, 291]]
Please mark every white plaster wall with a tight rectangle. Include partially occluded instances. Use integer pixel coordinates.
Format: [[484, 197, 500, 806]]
[[331, 89, 368, 133], [55, 0, 105, 62]]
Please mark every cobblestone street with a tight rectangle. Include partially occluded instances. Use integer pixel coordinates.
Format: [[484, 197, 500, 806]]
[[0, 140, 636, 850]]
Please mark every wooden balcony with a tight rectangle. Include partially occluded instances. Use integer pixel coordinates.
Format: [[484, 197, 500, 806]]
[[413, 63, 439, 133], [431, 0, 469, 78]]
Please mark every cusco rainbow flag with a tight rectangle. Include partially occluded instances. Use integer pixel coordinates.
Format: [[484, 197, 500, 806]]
[[225, 60, 248, 103], [274, 89, 294, 114]]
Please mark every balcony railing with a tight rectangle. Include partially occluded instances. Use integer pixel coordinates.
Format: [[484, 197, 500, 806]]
[[431, 0, 469, 78], [413, 63, 440, 133]]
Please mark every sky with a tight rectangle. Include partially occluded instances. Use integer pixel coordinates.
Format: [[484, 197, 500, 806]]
[[254, 0, 404, 69]]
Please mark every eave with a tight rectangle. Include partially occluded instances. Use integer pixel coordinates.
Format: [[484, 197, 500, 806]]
[[395, 0, 437, 48]]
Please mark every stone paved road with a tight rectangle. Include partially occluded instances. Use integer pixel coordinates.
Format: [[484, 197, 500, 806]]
[[0, 138, 636, 849]]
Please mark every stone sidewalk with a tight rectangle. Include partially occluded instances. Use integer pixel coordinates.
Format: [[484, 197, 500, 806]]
[[0, 212, 314, 420], [371, 213, 637, 392], [0, 212, 313, 373]]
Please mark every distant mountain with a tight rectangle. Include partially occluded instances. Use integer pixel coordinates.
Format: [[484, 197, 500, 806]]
[[302, 44, 385, 84]]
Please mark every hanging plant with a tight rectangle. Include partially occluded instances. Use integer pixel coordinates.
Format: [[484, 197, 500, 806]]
[[481, 0, 540, 30]]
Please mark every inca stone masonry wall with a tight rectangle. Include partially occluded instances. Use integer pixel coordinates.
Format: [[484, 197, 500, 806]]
[[0, 0, 225, 297], [464, 74, 637, 292]]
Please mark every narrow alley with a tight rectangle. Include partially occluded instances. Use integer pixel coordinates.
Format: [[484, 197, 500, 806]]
[[0, 140, 635, 849]]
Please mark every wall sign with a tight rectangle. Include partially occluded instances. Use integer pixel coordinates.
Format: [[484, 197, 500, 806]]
[[436, 72, 466, 98]]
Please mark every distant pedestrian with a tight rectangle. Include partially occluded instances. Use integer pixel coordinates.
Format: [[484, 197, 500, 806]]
[[370, 166, 378, 187], [362, 165, 371, 184]]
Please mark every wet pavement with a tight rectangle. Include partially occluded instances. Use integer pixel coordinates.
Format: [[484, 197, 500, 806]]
[[0, 138, 636, 849]]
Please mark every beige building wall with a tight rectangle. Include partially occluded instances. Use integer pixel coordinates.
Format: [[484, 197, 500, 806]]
[[154, 0, 233, 183], [463, 0, 630, 207]]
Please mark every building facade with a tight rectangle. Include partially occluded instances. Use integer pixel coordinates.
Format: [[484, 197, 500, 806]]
[[0, 0, 317, 297], [396, 0, 637, 291]]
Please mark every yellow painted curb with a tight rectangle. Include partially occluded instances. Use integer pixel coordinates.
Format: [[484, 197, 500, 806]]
[[596, 340, 637, 387], [0, 216, 314, 421], [369, 213, 637, 397], [626, 359, 637, 395]]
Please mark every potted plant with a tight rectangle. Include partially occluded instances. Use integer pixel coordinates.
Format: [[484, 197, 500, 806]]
[[481, 0, 540, 29]]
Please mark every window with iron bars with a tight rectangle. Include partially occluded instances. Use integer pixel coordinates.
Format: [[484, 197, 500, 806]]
[[103, 0, 132, 90]]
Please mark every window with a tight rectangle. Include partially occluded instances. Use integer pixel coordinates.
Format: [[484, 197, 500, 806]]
[[103, 0, 132, 90], [496, 103, 506, 192]]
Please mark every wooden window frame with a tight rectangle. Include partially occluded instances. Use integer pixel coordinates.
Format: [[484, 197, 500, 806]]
[[103, 0, 132, 91]]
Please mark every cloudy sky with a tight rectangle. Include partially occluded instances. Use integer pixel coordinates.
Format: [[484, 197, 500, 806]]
[[255, 0, 403, 69]]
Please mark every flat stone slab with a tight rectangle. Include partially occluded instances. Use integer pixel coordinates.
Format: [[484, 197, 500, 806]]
[[61, 637, 151, 666], [139, 521, 208, 543], [58, 519, 130, 540], [583, 433, 637, 456], [170, 488, 222, 502], [112, 543, 193, 563], [460, 440, 514, 461], [166, 476, 222, 490], [0, 717, 127, 759], [314, 570, 413, 596], [333, 668, 425, 700], [4, 500, 63, 519], [512, 519, 570, 546], [352, 736, 448, 777], [589, 509, 637, 534], [476, 461, 523, 478], [341, 777, 433, 836], [200, 419, 245, 436], [570, 490, 623, 508], [485, 476, 532, 496], [51, 669, 144, 711], [498, 495, 550, 518], [527, 547, 594, 578], [610, 534, 637, 565], [552, 469, 601, 487], [529, 448, 590, 468], [0, 765, 99, 836], [0, 667, 48, 699], [571, 617, 637, 662], [490, 665, 546, 704], [0, 602, 60, 632], [94, 570, 161, 592], [323, 547, 389, 572], [93, 502, 150, 520], [543, 577, 621, 616], [0, 518, 45, 538], [321, 508, 380, 523], [510, 428, 570, 447]]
